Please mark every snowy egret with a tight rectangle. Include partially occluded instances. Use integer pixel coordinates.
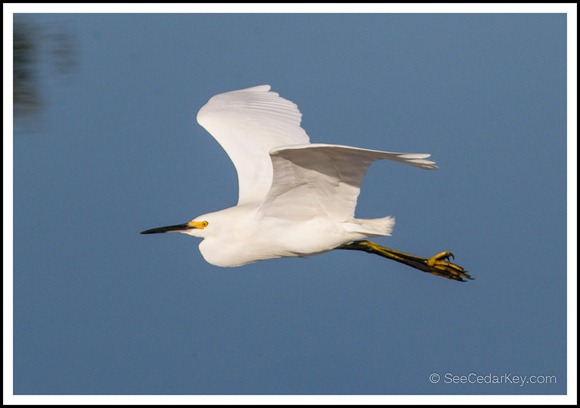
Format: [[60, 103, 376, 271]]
[[142, 85, 472, 282]]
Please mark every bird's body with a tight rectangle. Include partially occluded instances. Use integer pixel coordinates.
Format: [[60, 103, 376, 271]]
[[193, 204, 393, 267], [142, 85, 472, 281]]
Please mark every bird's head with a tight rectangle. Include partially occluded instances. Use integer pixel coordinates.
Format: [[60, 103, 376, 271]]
[[140, 218, 209, 238]]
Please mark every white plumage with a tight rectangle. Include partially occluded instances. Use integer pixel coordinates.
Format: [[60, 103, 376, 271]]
[[197, 85, 310, 205], [142, 85, 472, 282]]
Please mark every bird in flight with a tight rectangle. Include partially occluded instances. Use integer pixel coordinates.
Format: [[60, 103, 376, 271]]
[[142, 85, 472, 282]]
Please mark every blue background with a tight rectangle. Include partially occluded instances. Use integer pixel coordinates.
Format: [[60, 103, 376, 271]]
[[13, 13, 567, 394]]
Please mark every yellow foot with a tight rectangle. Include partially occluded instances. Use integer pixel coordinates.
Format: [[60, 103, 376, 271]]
[[425, 251, 473, 282]]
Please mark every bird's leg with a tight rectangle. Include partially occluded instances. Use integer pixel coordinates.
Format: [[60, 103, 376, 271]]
[[336, 240, 473, 282]]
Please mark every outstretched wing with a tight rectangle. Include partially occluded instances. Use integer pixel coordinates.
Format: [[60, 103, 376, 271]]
[[258, 144, 437, 221], [196, 85, 310, 205]]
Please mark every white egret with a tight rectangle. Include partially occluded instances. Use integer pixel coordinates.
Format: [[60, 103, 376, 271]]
[[142, 85, 472, 282]]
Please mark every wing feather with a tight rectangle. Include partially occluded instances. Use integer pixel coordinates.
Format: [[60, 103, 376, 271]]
[[196, 85, 309, 204], [258, 144, 437, 221]]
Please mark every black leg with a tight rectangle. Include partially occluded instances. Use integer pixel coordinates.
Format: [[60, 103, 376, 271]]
[[337, 240, 473, 282]]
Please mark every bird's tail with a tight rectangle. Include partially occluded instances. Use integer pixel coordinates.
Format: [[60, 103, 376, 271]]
[[346, 216, 395, 237]]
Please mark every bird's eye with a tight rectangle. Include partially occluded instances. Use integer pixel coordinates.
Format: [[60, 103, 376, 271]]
[[203, 221, 209, 227]]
